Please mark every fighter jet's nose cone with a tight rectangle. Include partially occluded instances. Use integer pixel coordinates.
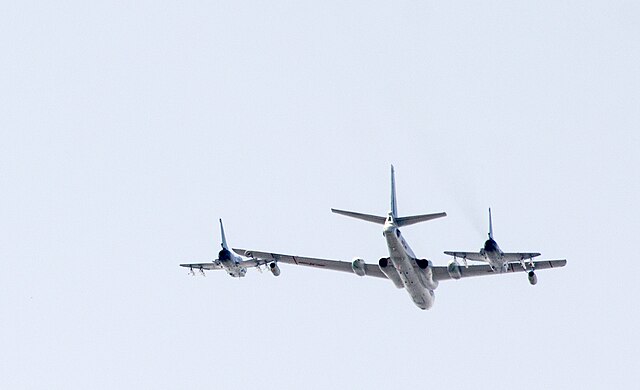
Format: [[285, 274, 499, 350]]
[[484, 239, 498, 252], [218, 249, 231, 261]]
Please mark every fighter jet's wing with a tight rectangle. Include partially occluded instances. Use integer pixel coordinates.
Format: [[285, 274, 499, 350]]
[[179, 261, 224, 270], [501, 252, 541, 262], [233, 248, 388, 279], [443, 251, 486, 262], [432, 259, 566, 281]]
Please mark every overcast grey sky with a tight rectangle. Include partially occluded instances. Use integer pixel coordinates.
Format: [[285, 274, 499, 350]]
[[1, 1, 639, 389]]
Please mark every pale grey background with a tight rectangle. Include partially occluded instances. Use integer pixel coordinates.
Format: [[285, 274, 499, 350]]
[[1, 1, 638, 389]]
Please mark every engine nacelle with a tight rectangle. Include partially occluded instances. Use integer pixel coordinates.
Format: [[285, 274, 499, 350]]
[[447, 260, 462, 280], [351, 258, 366, 277], [378, 258, 404, 289], [528, 271, 537, 285], [269, 262, 281, 277], [415, 259, 438, 290]]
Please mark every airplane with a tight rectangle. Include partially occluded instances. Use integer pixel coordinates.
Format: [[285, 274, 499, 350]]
[[181, 219, 291, 277], [181, 166, 566, 310], [444, 208, 544, 285], [180, 219, 263, 278]]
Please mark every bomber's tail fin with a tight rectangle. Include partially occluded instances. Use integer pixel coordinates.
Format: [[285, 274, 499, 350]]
[[331, 165, 446, 227], [219, 219, 229, 250], [488, 208, 494, 240], [391, 165, 398, 218]]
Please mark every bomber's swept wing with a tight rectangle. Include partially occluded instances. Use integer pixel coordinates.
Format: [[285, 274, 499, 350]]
[[234, 248, 565, 283], [432, 259, 566, 281], [233, 248, 388, 279], [443, 251, 486, 262], [233, 248, 567, 281]]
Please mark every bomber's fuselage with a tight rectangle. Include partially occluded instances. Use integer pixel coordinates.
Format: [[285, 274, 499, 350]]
[[383, 215, 435, 310]]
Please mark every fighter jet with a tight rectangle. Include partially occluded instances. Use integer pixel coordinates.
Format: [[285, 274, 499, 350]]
[[444, 208, 545, 285], [180, 219, 277, 278]]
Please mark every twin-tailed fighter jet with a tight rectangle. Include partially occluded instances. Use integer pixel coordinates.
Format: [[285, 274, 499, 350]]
[[180, 166, 566, 310]]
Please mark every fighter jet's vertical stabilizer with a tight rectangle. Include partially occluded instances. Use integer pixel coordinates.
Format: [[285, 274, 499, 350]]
[[488, 208, 494, 240], [220, 219, 229, 250]]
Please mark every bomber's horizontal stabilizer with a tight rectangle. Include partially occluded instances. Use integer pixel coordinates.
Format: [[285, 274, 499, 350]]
[[396, 212, 447, 227], [331, 208, 447, 227], [331, 209, 386, 224]]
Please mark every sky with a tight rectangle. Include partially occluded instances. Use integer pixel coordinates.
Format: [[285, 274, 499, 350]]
[[1, 1, 639, 389]]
